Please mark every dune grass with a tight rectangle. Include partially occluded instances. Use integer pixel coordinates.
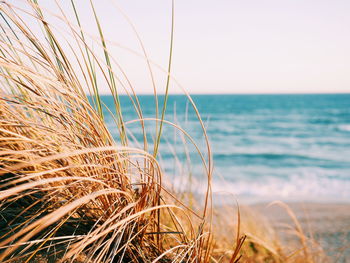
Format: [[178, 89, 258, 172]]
[[0, 1, 227, 262], [0, 1, 333, 262]]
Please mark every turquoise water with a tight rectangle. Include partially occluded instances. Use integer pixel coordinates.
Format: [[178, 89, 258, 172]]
[[100, 94, 350, 203]]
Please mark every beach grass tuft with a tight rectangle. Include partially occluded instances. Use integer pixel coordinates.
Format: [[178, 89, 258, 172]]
[[0, 1, 224, 261]]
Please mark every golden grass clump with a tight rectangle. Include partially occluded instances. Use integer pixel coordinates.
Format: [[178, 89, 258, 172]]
[[0, 1, 228, 262]]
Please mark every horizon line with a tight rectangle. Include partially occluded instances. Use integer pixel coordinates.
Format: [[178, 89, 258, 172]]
[[96, 92, 350, 96]]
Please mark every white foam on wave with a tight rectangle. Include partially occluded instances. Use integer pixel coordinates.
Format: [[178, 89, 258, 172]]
[[165, 170, 350, 204], [338, 124, 350, 132], [210, 172, 350, 203]]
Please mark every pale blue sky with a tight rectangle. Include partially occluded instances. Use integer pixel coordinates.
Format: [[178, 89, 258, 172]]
[[19, 0, 350, 94]]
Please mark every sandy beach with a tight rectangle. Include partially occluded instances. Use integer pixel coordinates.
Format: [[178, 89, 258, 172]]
[[250, 202, 350, 261]]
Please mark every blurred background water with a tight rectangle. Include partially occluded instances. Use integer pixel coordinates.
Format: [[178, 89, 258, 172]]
[[100, 94, 350, 203]]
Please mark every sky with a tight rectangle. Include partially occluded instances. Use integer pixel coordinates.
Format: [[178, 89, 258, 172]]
[[17, 0, 350, 94]]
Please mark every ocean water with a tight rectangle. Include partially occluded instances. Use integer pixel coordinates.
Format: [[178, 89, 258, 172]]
[[100, 94, 350, 203]]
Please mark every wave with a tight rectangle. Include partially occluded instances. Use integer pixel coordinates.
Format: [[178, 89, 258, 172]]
[[212, 152, 350, 168], [165, 169, 350, 204], [337, 124, 350, 132], [308, 118, 336, 125], [169, 172, 350, 204], [214, 152, 316, 160]]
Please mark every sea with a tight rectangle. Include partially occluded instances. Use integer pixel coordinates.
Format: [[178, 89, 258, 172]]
[[100, 94, 350, 204]]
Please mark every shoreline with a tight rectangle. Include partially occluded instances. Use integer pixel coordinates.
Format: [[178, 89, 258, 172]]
[[247, 202, 350, 259], [249, 201, 350, 234], [212, 197, 350, 260]]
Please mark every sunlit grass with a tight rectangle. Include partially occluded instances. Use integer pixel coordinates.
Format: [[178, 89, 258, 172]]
[[0, 1, 221, 261]]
